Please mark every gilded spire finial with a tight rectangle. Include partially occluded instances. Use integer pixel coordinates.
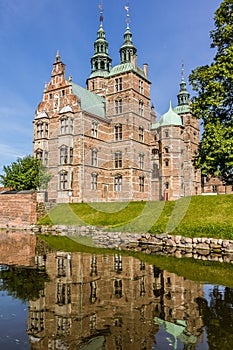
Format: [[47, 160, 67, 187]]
[[99, 0, 103, 25], [125, 2, 130, 29], [181, 60, 185, 81]]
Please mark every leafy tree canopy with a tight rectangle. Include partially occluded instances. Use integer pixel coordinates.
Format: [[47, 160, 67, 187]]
[[0, 155, 51, 191], [189, 0, 233, 184]]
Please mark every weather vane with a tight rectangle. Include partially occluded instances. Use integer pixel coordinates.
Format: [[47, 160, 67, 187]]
[[99, 0, 103, 24], [125, 2, 130, 29]]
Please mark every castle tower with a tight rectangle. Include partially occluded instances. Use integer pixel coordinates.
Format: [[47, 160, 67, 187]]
[[87, 2, 112, 95], [174, 64, 201, 196]]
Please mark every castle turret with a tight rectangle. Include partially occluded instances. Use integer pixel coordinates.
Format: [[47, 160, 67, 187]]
[[87, 2, 112, 95]]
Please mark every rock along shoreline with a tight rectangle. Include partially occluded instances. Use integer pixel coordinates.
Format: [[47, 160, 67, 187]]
[[28, 224, 233, 264]]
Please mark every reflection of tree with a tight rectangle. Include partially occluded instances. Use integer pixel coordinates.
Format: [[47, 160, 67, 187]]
[[0, 265, 49, 302], [196, 287, 233, 349]]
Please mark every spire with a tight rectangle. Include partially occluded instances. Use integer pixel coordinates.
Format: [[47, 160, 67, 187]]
[[89, 1, 112, 76], [120, 2, 137, 64], [177, 62, 190, 106]]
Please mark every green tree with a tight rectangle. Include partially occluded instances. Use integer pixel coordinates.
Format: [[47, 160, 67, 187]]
[[0, 155, 51, 190], [189, 0, 233, 184]]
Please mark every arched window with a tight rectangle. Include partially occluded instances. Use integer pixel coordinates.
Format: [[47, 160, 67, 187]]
[[164, 147, 169, 154], [165, 159, 169, 167]]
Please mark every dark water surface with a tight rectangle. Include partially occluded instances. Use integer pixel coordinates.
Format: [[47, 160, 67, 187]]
[[0, 232, 233, 349]]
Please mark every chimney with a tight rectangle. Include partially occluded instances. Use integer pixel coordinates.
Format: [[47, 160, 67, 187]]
[[143, 63, 148, 78]]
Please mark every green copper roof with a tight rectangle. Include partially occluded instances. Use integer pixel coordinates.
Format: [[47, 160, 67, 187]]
[[88, 70, 110, 79], [174, 104, 191, 114], [152, 103, 183, 129], [108, 62, 146, 79], [71, 82, 106, 119]]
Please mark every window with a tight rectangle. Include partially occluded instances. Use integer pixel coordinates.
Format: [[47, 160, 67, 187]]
[[60, 118, 68, 134], [114, 175, 122, 192], [91, 121, 98, 138], [36, 122, 48, 139], [114, 279, 123, 298], [114, 124, 122, 141], [56, 283, 71, 305], [139, 80, 144, 94], [115, 78, 122, 92], [60, 146, 68, 164], [44, 151, 48, 166], [165, 129, 169, 138], [139, 153, 144, 169], [91, 173, 97, 190], [62, 90, 65, 97], [60, 117, 73, 134], [90, 255, 97, 276], [69, 148, 73, 163], [91, 149, 97, 167], [139, 175, 144, 192], [115, 151, 122, 168], [139, 100, 144, 116], [212, 185, 218, 193], [115, 99, 123, 114], [165, 182, 169, 189], [60, 146, 73, 165], [90, 281, 97, 304], [59, 171, 68, 190], [139, 126, 144, 142], [36, 149, 43, 160], [164, 147, 169, 153], [114, 254, 122, 273], [165, 159, 169, 167], [49, 93, 52, 100]]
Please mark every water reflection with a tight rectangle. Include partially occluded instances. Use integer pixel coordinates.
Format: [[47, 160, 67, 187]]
[[0, 233, 233, 349]]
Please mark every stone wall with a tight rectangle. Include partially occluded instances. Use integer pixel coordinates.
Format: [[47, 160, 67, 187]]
[[33, 225, 233, 264], [0, 191, 38, 229]]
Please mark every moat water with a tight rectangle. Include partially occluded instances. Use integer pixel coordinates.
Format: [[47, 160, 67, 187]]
[[0, 232, 233, 349]]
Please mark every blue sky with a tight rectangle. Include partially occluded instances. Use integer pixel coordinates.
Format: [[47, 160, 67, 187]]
[[0, 0, 221, 173]]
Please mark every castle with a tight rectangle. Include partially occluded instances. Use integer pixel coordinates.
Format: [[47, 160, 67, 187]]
[[33, 6, 201, 203]]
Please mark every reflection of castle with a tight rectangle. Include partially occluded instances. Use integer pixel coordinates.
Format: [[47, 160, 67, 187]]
[[33, 5, 201, 203], [28, 249, 204, 349]]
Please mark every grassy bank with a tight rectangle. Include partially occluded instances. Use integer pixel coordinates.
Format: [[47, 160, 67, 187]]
[[37, 195, 233, 239], [39, 235, 233, 288]]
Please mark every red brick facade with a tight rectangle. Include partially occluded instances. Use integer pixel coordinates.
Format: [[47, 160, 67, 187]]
[[0, 192, 37, 228], [33, 17, 201, 203]]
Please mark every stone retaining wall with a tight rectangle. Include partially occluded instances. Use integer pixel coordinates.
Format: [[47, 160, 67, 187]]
[[32, 225, 233, 263]]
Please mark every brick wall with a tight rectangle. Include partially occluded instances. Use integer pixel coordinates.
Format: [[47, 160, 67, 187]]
[[0, 191, 38, 228], [0, 230, 36, 266]]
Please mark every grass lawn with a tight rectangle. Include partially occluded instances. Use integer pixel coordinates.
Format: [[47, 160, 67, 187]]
[[37, 195, 233, 239]]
